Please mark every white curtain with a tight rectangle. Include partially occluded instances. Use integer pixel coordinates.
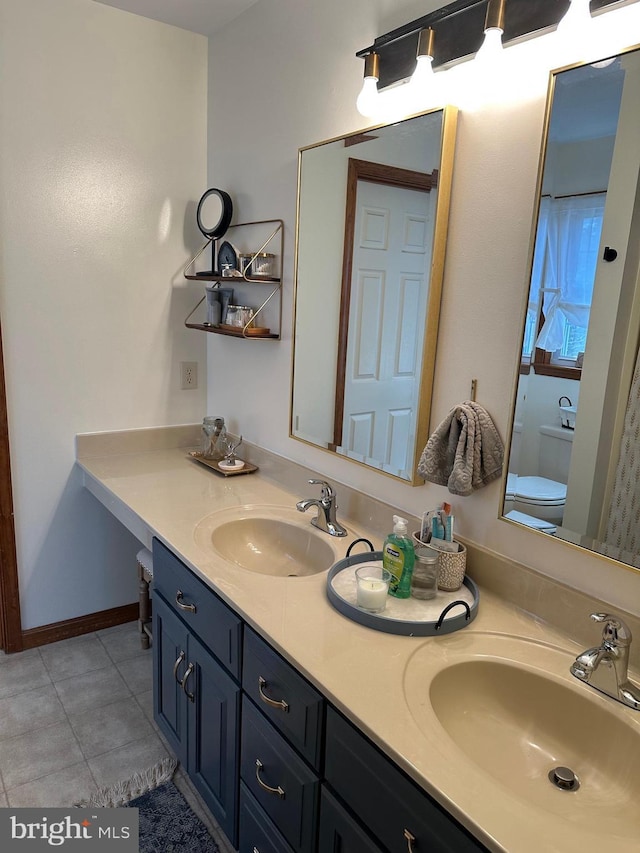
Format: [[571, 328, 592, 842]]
[[535, 194, 605, 353]]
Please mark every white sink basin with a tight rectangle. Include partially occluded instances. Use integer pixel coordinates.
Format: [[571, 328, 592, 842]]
[[403, 633, 640, 841], [194, 504, 339, 576]]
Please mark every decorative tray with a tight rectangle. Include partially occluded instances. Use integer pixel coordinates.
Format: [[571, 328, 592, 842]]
[[187, 451, 258, 477], [326, 542, 478, 636]]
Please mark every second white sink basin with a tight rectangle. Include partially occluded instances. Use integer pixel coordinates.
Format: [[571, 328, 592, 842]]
[[404, 633, 640, 841], [194, 505, 338, 576]]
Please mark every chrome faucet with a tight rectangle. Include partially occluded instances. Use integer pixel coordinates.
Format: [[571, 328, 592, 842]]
[[296, 479, 347, 537], [570, 613, 640, 710]]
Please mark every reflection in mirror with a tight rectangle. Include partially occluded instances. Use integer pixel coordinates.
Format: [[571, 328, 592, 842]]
[[291, 108, 457, 484], [503, 45, 640, 572]]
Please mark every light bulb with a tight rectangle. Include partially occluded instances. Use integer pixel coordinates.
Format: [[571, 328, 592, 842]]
[[556, 0, 596, 61], [557, 0, 592, 39], [356, 53, 380, 118], [410, 54, 435, 91], [356, 77, 380, 117], [475, 27, 504, 69], [410, 28, 435, 92]]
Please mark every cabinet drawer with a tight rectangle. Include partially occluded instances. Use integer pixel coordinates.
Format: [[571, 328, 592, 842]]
[[243, 627, 324, 768], [239, 782, 296, 853], [325, 708, 488, 853], [153, 539, 242, 680], [241, 697, 319, 853]]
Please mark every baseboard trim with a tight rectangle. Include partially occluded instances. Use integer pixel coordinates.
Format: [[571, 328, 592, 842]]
[[21, 603, 139, 650]]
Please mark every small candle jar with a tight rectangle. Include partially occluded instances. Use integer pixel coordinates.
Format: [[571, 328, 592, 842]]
[[251, 252, 276, 277], [355, 565, 391, 613]]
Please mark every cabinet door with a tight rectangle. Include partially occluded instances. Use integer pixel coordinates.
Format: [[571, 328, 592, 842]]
[[153, 593, 189, 765], [325, 708, 488, 853], [319, 787, 383, 853], [187, 631, 241, 849]]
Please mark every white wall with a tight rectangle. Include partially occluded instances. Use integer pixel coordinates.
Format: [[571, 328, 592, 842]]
[[0, 0, 208, 629], [207, 0, 640, 614]]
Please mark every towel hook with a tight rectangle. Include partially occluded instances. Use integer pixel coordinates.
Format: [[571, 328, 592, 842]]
[[470, 379, 477, 402]]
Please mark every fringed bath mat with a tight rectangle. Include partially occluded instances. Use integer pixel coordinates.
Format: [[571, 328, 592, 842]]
[[76, 758, 220, 853]]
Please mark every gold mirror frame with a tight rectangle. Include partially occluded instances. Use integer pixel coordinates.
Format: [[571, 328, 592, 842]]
[[290, 107, 458, 485], [501, 43, 640, 576]]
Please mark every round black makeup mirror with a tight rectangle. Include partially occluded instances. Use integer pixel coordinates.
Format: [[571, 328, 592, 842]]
[[196, 188, 233, 275], [196, 188, 233, 238]]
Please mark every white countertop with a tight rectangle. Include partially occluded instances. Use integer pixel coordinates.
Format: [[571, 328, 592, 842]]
[[77, 435, 640, 853]]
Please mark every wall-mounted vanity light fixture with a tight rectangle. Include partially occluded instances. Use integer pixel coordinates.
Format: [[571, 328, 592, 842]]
[[356, 0, 638, 117]]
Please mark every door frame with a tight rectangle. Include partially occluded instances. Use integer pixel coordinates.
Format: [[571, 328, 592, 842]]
[[0, 321, 22, 653], [332, 158, 437, 451]]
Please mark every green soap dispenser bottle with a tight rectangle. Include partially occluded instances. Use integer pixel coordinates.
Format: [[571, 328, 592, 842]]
[[383, 515, 415, 599]]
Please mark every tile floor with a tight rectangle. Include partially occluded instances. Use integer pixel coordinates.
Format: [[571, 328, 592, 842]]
[[0, 621, 168, 808]]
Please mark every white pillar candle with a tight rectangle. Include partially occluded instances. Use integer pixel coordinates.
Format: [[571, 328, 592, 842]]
[[355, 565, 390, 613]]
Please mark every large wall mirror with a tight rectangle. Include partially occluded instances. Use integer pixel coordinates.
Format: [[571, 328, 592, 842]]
[[502, 44, 640, 572], [290, 108, 457, 484]]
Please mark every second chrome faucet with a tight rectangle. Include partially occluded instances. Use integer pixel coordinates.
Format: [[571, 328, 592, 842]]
[[570, 613, 640, 710], [296, 479, 348, 537]]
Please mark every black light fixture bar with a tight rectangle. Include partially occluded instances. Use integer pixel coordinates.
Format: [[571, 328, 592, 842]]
[[357, 0, 632, 89]]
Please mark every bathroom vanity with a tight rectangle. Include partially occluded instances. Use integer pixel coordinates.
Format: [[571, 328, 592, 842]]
[[153, 536, 485, 853], [76, 426, 640, 853]]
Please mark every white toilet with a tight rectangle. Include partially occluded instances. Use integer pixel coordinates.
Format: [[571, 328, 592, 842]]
[[506, 424, 573, 526], [512, 476, 566, 526]]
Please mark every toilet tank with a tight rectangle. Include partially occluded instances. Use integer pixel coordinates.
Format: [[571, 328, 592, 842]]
[[538, 425, 574, 484]]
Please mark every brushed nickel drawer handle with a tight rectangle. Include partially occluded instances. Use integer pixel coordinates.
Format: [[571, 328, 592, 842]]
[[258, 676, 289, 712], [176, 590, 197, 613], [404, 829, 416, 853], [255, 759, 285, 799], [172, 650, 186, 682], [182, 662, 195, 702]]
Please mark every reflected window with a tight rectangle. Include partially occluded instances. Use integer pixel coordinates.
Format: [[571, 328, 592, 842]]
[[522, 192, 605, 376]]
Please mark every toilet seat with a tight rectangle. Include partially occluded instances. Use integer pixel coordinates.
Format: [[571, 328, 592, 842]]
[[505, 510, 557, 535], [514, 475, 566, 506]]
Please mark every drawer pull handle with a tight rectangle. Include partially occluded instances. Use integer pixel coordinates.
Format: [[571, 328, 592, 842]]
[[255, 759, 285, 799], [404, 829, 416, 853], [176, 590, 197, 613], [182, 662, 195, 702], [258, 677, 289, 712], [172, 650, 186, 682], [253, 849, 260, 853]]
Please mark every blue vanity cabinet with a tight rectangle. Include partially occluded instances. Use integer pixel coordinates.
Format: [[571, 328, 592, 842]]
[[152, 540, 242, 847], [324, 707, 489, 853], [151, 540, 488, 853]]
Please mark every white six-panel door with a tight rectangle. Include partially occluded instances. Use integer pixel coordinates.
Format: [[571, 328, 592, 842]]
[[339, 180, 432, 477]]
